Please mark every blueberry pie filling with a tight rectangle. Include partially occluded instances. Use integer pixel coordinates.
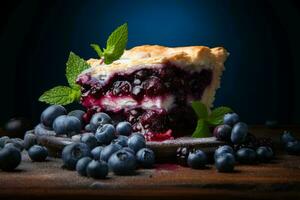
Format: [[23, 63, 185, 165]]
[[77, 45, 228, 141]]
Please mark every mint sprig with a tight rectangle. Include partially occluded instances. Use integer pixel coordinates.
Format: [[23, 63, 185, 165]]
[[207, 106, 233, 125], [193, 119, 211, 138], [39, 23, 128, 105], [38, 86, 80, 105], [39, 52, 90, 105], [91, 23, 128, 64], [66, 52, 90, 90], [90, 44, 103, 58], [191, 101, 208, 119], [191, 101, 232, 138]]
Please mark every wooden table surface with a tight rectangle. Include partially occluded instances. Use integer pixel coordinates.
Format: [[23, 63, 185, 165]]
[[0, 126, 300, 200]]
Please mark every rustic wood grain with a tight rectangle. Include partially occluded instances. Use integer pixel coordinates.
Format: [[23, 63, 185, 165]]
[[0, 126, 300, 200]]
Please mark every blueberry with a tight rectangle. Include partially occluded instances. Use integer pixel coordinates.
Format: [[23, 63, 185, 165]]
[[256, 146, 273, 162], [112, 135, 128, 147], [285, 141, 300, 155], [90, 112, 112, 131], [53, 115, 81, 137], [5, 138, 24, 151], [40, 105, 66, 129], [223, 113, 239, 126], [132, 132, 145, 138], [0, 136, 9, 148], [215, 153, 235, 172], [28, 145, 48, 162], [62, 142, 91, 170], [231, 122, 248, 144], [116, 121, 132, 136], [213, 124, 232, 141], [86, 160, 109, 179], [100, 144, 122, 162], [80, 133, 98, 149], [136, 148, 155, 168], [85, 124, 93, 132], [71, 134, 81, 142], [91, 146, 103, 160], [281, 131, 296, 145], [76, 157, 92, 176], [236, 148, 256, 164], [108, 150, 136, 175], [34, 124, 56, 136], [143, 76, 165, 96], [0, 146, 21, 171], [132, 86, 144, 100], [52, 115, 69, 135], [5, 118, 32, 136], [68, 110, 85, 126], [214, 145, 234, 160], [128, 133, 146, 152], [112, 81, 132, 96], [131, 132, 145, 140], [187, 149, 207, 169], [95, 124, 116, 145], [4, 143, 19, 150], [24, 132, 37, 150], [122, 147, 135, 155], [176, 146, 190, 166]]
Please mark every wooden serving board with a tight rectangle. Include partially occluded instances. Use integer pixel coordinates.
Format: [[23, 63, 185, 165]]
[[32, 125, 224, 161]]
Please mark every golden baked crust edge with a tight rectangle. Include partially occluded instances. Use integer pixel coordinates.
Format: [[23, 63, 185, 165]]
[[86, 45, 228, 76]]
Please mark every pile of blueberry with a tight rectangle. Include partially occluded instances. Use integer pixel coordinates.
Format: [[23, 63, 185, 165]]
[[177, 113, 275, 172], [1, 105, 155, 177], [62, 132, 155, 179], [0, 132, 49, 171], [62, 132, 155, 178], [214, 113, 275, 171], [39, 105, 155, 179]]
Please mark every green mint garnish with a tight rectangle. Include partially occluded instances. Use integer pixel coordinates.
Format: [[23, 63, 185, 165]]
[[207, 106, 233, 125], [66, 52, 90, 90], [39, 23, 128, 105], [38, 86, 80, 105], [39, 52, 90, 105], [193, 119, 211, 138], [91, 23, 128, 64], [191, 101, 232, 138], [191, 101, 208, 119], [90, 44, 103, 58]]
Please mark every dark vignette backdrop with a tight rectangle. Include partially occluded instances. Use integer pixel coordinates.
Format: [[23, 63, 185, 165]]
[[0, 0, 299, 126]]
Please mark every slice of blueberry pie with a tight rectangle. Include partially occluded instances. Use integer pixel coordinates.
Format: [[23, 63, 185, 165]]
[[77, 45, 228, 141]]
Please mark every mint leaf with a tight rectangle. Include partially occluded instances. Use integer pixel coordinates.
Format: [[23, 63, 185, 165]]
[[39, 86, 80, 105], [190, 101, 233, 138], [66, 52, 90, 89], [192, 119, 211, 138], [106, 23, 128, 49], [207, 106, 233, 126], [90, 43, 103, 58], [191, 101, 208, 119], [40, 52, 89, 106], [103, 23, 128, 64]]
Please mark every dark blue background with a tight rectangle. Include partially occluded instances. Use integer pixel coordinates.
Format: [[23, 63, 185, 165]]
[[0, 0, 299, 125]]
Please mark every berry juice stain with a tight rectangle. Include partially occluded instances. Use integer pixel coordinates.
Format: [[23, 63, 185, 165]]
[[154, 163, 179, 171]]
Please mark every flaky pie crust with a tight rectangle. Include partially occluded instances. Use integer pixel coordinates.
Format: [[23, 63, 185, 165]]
[[83, 45, 229, 109]]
